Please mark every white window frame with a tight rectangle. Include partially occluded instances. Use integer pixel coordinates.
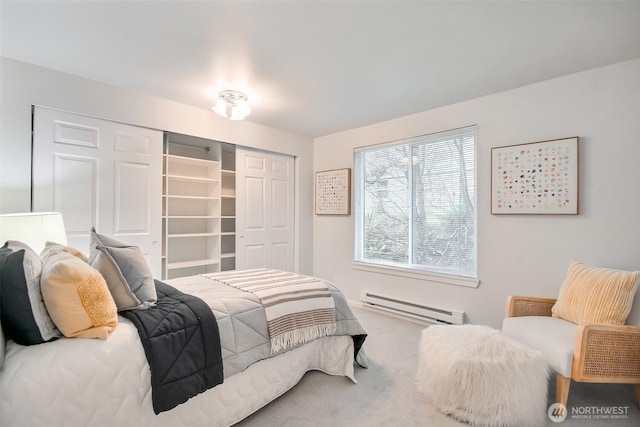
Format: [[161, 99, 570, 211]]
[[353, 126, 479, 288]]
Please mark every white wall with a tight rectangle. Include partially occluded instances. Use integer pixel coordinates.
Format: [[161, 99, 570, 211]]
[[0, 58, 315, 274], [313, 58, 640, 328]]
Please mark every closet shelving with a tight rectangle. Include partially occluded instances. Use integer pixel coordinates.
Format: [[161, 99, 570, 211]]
[[163, 154, 221, 278], [220, 147, 236, 271], [162, 134, 236, 279]]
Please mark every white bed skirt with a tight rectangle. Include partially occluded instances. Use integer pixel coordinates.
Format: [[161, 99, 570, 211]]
[[1, 316, 356, 427]]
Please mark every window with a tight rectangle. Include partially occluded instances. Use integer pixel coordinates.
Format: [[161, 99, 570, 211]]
[[376, 180, 389, 199], [354, 126, 477, 280]]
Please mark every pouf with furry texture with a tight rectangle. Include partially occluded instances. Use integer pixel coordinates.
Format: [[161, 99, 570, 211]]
[[416, 325, 549, 427]]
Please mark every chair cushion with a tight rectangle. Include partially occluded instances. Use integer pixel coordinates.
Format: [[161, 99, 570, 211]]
[[552, 260, 639, 325], [502, 316, 577, 377]]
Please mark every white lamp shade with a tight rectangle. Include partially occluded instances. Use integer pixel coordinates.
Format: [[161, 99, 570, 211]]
[[229, 99, 251, 120], [0, 212, 67, 254], [212, 90, 251, 120], [212, 98, 228, 118]]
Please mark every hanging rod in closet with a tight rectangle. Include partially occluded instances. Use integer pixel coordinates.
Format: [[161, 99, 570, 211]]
[[168, 141, 210, 151]]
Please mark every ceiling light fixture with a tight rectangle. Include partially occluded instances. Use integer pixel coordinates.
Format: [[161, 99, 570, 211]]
[[212, 90, 251, 120]]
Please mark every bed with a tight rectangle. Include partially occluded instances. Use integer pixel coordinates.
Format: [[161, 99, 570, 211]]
[[0, 242, 367, 427]]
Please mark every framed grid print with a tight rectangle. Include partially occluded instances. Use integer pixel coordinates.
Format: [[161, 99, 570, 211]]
[[491, 137, 579, 215], [315, 168, 351, 215]]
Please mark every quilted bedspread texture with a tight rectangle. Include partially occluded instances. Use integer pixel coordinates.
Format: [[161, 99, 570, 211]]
[[0, 273, 367, 426], [169, 273, 367, 376]]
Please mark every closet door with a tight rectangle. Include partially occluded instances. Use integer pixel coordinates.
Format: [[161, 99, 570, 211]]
[[236, 147, 295, 271], [32, 107, 163, 277]]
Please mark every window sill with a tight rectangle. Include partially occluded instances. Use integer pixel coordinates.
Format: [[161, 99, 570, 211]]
[[352, 261, 480, 288]]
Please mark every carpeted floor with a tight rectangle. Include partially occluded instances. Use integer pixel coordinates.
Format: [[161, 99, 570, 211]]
[[236, 306, 639, 426]]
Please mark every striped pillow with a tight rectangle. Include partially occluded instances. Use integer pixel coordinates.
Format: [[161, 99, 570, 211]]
[[552, 260, 639, 325]]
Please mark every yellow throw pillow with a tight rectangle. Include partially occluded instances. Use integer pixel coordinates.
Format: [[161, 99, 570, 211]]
[[40, 242, 118, 339], [552, 260, 639, 325]]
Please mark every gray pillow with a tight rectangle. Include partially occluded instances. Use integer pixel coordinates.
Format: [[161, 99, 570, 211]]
[[87, 228, 156, 311], [0, 324, 5, 368], [0, 252, 4, 368]]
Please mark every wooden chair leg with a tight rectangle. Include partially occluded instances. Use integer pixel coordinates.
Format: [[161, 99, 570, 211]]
[[635, 384, 640, 408], [556, 374, 571, 406]]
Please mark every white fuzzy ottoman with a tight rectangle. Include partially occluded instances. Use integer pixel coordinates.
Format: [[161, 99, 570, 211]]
[[416, 325, 549, 427]]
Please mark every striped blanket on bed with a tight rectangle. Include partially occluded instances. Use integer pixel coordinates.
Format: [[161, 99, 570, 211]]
[[206, 269, 337, 353]]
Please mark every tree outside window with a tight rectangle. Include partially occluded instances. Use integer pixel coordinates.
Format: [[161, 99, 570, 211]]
[[354, 127, 477, 278]]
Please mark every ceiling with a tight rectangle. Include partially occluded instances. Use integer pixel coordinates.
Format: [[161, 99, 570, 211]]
[[2, 1, 640, 138]]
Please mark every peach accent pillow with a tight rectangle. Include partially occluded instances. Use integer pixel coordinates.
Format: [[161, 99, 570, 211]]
[[552, 260, 639, 325], [40, 242, 118, 339]]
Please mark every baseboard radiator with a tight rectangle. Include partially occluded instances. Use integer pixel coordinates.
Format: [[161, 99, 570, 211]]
[[360, 291, 464, 325]]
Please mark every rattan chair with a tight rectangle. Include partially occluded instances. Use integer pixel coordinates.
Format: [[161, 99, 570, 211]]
[[504, 295, 640, 408]]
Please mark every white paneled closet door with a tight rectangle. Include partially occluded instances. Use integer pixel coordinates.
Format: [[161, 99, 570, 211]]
[[32, 106, 163, 277], [236, 147, 295, 271]]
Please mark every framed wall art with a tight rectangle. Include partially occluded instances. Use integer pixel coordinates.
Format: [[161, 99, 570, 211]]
[[315, 168, 351, 215], [491, 137, 579, 215]]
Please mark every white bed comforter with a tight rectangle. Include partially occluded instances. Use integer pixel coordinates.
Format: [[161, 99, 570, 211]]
[[0, 275, 366, 427]]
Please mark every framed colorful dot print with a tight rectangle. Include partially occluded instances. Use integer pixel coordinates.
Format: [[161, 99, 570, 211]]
[[315, 168, 351, 215], [491, 137, 579, 215]]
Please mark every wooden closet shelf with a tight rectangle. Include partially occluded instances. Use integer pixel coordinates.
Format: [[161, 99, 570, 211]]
[[165, 195, 220, 200], [167, 232, 218, 238], [167, 259, 220, 270]]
